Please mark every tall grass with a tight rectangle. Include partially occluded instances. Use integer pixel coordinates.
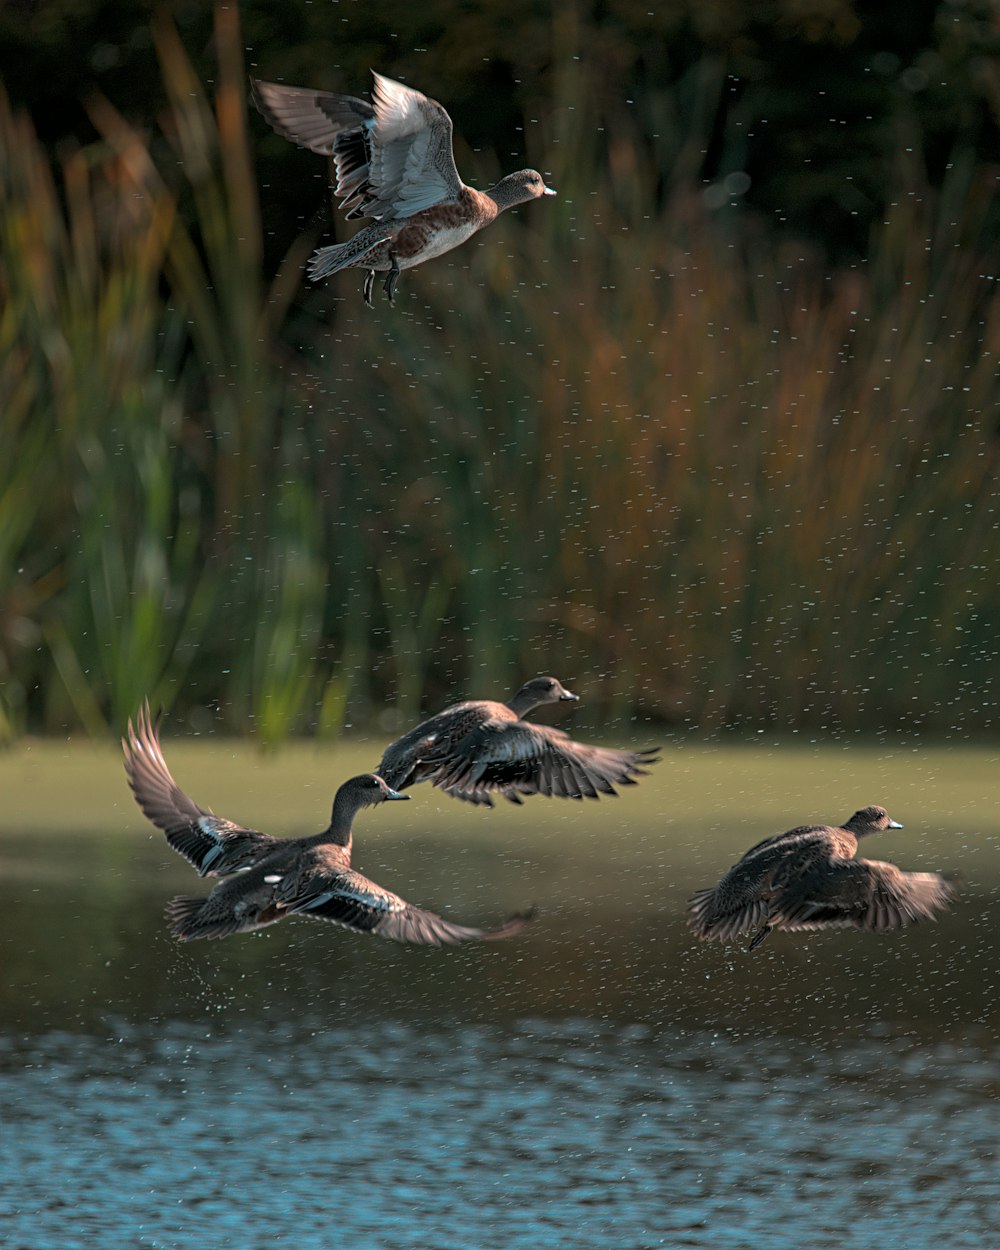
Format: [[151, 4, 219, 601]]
[[2, 6, 998, 741]]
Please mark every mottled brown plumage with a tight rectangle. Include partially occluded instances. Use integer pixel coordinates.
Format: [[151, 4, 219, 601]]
[[251, 72, 555, 304], [377, 676, 659, 807], [688, 806, 955, 952], [123, 704, 533, 946]]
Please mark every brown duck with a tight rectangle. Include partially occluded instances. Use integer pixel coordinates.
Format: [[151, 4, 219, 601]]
[[123, 704, 533, 946], [251, 72, 555, 305], [377, 676, 659, 807], [688, 805, 955, 952]]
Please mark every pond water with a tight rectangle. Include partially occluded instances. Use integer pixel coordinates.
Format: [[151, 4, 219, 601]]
[[3, 1017, 998, 1250], [1, 740, 998, 1247]]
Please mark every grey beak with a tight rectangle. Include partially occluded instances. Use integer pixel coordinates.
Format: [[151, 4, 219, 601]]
[[543, 185, 557, 196], [385, 788, 410, 801], [559, 690, 580, 702], [888, 820, 904, 829]]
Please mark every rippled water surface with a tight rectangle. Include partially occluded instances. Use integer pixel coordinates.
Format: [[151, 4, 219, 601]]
[[3, 1020, 998, 1249], [2, 741, 999, 1247]]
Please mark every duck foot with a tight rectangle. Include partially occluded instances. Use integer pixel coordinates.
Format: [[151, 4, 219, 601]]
[[383, 254, 401, 304], [747, 923, 772, 953], [363, 269, 376, 307]]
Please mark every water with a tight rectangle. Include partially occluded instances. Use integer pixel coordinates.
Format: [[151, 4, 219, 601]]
[[2, 742, 999, 1247], [2, 1019, 997, 1249]]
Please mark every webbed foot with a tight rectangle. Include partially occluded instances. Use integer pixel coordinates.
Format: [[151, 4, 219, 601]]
[[383, 254, 401, 304], [747, 923, 772, 953]]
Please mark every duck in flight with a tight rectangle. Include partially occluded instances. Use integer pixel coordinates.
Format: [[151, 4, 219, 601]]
[[123, 704, 533, 946], [251, 71, 555, 305], [688, 805, 955, 952], [377, 676, 659, 807]]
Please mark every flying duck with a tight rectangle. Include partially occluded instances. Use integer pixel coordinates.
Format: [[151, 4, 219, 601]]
[[251, 71, 555, 304], [377, 676, 659, 807], [688, 805, 955, 952], [123, 704, 533, 945]]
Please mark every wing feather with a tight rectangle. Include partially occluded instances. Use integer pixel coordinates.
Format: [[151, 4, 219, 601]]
[[428, 719, 657, 806], [775, 860, 955, 933], [252, 74, 462, 223], [282, 867, 534, 947], [123, 703, 278, 876]]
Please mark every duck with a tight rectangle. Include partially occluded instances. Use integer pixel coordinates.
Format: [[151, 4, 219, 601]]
[[688, 805, 955, 953], [123, 704, 533, 946], [376, 676, 659, 807], [250, 72, 555, 305]]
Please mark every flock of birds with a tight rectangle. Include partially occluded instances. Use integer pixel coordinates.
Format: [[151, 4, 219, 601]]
[[123, 677, 955, 953], [121, 73, 955, 953]]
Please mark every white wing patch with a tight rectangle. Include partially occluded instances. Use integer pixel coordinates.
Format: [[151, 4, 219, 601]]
[[366, 72, 461, 218], [300, 879, 407, 914], [198, 816, 224, 841], [372, 73, 428, 140]]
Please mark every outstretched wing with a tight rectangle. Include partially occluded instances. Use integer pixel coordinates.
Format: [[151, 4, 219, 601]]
[[362, 72, 463, 218], [250, 80, 373, 154], [376, 730, 441, 791], [251, 79, 376, 219], [776, 859, 956, 932], [251, 73, 463, 222], [279, 866, 533, 947], [429, 719, 659, 807], [123, 703, 279, 876]]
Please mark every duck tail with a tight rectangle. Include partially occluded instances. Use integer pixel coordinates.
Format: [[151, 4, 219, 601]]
[[686, 887, 722, 939], [308, 224, 394, 281], [307, 241, 357, 280], [165, 896, 233, 942]]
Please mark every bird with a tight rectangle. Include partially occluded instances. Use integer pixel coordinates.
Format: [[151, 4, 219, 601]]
[[123, 703, 534, 946], [250, 71, 555, 305], [688, 805, 955, 953], [376, 676, 659, 807]]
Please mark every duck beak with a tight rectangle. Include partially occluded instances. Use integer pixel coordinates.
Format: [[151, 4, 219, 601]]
[[559, 689, 580, 702], [888, 820, 904, 829], [385, 788, 410, 801], [543, 185, 557, 196]]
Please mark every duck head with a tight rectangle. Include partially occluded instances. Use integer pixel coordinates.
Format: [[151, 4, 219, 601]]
[[489, 168, 557, 209], [845, 805, 904, 837], [507, 676, 579, 717], [329, 773, 409, 841]]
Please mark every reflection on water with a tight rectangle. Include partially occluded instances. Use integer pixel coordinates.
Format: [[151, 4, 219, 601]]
[[2, 749, 999, 1249], [2, 1019, 998, 1249]]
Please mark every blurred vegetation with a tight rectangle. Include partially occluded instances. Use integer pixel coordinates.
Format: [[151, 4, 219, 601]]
[[1, 2, 998, 742]]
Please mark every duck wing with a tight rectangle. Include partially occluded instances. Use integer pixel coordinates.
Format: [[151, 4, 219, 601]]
[[123, 704, 279, 876], [363, 72, 464, 217], [687, 830, 841, 942], [250, 80, 373, 154], [376, 700, 504, 791], [279, 867, 533, 946], [251, 78, 378, 219], [775, 859, 956, 933], [251, 73, 462, 221], [428, 719, 658, 806], [376, 729, 444, 791]]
